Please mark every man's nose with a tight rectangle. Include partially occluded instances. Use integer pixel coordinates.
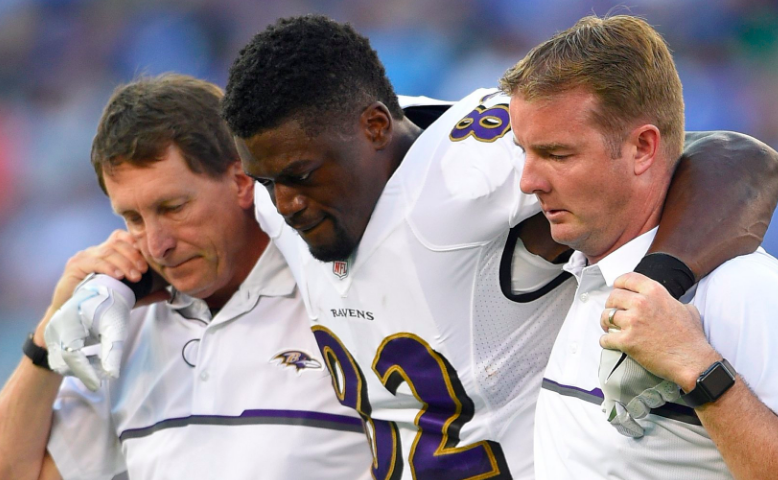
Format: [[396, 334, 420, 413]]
[[520, 154, 550, 195], [144, 219, 176, 261], [273, 184, 306, 219]]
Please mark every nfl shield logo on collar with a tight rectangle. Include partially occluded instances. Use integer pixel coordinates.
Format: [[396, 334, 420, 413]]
[[333, 260, 348, 279]]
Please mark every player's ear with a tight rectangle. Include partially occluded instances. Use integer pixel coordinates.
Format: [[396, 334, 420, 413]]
[[631, 124, 660, 176], [361, 101, 393, 150], [230, 161, 255, 209]]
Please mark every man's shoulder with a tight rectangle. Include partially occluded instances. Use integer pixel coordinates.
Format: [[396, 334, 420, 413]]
[[694, 249, 778, 310], [702, 249, 778, 290]]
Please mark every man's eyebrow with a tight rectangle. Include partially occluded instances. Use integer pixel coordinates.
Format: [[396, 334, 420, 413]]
[[276, 159, 316, 177], [114, 196, 186, 216], [528, 142, 572, 152]]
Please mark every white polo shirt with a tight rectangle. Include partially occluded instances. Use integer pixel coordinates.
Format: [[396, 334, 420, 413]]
[[534, 228, 778, 479], [47, 242, 372, 480]]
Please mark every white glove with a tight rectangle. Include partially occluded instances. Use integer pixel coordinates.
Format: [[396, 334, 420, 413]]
[[599, 349, 681, 438], [44, 274, 135, 391]]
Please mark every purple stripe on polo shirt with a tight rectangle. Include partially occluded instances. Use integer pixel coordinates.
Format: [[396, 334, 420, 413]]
[[541, 378, 700, 426], [542, 378, 604, 404], [120, 409, 364, 442]]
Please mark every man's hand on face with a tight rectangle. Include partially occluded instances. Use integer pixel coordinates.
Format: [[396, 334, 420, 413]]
[[599, 272, 720, 393]]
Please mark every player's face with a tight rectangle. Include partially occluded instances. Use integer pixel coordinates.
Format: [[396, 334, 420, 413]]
[[237, 116, 390, 262], [510, 88, 635, 261], [104, 146, 256, 302]]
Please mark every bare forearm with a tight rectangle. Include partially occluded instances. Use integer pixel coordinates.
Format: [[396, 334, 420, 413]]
[[697, 379, 778, 480], [0, 319, 63, 480], [650, 131, 778, 279]]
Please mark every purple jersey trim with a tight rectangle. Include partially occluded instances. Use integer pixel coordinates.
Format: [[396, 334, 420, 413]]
[[542, 378, 701, 426], [120, 409, 364, 441]]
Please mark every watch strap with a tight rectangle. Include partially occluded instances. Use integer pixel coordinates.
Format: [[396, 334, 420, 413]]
[[22, 333, 52, 371]]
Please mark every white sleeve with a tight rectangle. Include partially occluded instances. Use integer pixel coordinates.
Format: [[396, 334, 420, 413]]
[[694, 249, 778, 411], [48, 377, 126, 480], [253, 186, 286, 240], [510, 237, 566, 294], [406, 89, 540, 250]]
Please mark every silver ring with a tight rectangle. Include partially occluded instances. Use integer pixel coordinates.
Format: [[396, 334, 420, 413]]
[[607, 307, 618, 327]]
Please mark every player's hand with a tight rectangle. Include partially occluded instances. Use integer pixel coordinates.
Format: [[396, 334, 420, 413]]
[[599, 348, 681, 438], [38, 230, 147, 390], [598, 272, 718, 391], [45, 275, 135, 390]]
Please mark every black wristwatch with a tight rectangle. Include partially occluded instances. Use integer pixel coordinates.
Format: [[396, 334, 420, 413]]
[[22, 333, 52, 371], [681, 358, 736, 408]]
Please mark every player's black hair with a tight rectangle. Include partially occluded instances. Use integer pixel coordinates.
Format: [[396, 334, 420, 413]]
[[222, 15, 404, 138]]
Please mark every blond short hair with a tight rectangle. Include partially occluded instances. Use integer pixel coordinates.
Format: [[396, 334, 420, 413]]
[[500, 15, 684, 161]]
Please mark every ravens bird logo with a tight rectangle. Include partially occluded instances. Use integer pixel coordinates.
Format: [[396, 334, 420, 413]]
[[272, 350, 323, 372]]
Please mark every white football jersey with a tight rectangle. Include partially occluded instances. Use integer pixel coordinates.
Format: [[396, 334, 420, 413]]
[[254, 89, 576, 480]]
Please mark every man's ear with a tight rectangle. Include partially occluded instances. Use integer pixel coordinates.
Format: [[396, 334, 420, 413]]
[[230, 161, 255, 209], [361, 101, 393, 150], [631, 124, 660, 176]]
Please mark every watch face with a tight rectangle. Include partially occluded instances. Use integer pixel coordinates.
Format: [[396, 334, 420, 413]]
[[703, 363, 736, 398]]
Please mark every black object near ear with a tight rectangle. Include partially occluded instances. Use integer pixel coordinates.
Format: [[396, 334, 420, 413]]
[[120, 270, 154, 301]]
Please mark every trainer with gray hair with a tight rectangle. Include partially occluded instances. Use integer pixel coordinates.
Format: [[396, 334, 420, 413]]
[[0, 73, 372, 480]]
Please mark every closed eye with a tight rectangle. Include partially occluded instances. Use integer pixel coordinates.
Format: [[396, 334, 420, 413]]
[[160, 203, 186, 214], [124, 213, 143, 226], [294, 171, 311, 183]]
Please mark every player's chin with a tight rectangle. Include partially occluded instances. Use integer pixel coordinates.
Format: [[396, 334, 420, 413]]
[[302, 220, 357, 262], [307, 229, 357, 262], [308, 240, 356, 263]]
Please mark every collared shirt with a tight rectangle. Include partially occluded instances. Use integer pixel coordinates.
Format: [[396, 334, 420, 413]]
[[534, 228, 778, 479], [48, 242, 372, 480]]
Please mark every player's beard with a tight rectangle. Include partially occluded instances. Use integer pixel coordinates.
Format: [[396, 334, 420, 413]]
[[307, 217, 357, 263]]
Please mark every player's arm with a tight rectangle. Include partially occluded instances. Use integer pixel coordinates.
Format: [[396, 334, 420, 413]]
[[0, 230, 149, 480], [638, 131, 778, 296]]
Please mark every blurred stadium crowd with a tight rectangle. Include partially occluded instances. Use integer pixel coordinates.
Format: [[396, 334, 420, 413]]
[[1, 0, 777, 382]]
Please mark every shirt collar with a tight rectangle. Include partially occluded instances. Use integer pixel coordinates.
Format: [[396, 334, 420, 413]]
[[563, 227, 658, 287]]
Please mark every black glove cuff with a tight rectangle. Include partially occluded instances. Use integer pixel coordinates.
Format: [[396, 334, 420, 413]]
[[633, 253, 695, 299], [23, 333, 52, 371]]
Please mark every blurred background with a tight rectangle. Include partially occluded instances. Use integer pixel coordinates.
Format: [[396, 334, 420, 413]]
[[1, 0, 777, 384]]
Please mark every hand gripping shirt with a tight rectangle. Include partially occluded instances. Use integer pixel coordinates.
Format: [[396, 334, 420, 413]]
[[47, 242, 372, 480], [254, 89, 577, 480], [534, 228, 778, 479]]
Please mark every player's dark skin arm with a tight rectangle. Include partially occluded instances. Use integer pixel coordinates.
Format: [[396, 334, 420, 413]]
[[520, 130, 778, 295], [649, 131, 778, 278]]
